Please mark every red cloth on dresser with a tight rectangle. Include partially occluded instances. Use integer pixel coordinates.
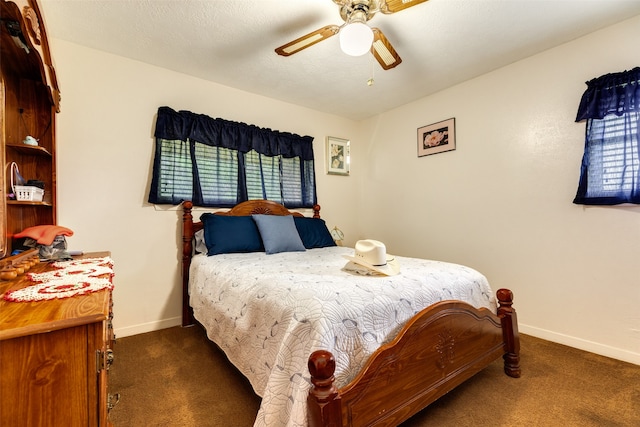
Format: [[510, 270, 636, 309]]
[[14, 225, 74, 246]]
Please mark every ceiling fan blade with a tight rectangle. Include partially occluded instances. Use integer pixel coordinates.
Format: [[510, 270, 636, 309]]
[[275, 25, 340, 56], [371, 28, 402, 70], [380, 0, 430, 14]]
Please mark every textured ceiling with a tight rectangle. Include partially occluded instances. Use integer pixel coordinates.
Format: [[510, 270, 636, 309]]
[[40, 0, 640, 121]]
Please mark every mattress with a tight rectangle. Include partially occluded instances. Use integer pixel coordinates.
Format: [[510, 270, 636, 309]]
[[189, 246, 495, 427]]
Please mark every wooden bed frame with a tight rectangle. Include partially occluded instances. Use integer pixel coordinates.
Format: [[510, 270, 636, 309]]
[[181, 199, 520, 427]]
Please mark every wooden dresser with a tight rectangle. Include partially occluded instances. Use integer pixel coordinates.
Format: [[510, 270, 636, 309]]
[[0, 251, 115, 426]]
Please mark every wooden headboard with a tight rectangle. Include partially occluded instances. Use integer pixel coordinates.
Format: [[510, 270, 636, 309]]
[[181, 199, 321, 326]]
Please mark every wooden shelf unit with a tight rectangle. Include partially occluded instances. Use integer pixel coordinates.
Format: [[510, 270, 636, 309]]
[[1, 0, 60, 257]]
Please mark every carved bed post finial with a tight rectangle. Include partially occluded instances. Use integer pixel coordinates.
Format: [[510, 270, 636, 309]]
[[307, 350, 342, 427], [313, 204, 321, 219], [497, 288, 521, 378]]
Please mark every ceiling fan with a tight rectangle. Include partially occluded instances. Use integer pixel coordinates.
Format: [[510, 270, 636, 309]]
[[275, 0, 429, 70]]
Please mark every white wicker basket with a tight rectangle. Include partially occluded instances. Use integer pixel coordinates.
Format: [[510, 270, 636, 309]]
[[14, 185, 44, 202]]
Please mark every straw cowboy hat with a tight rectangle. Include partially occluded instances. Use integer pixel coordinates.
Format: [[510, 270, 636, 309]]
[[343, 239, 400, 276]]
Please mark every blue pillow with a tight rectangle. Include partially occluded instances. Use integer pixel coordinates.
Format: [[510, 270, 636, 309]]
[[293, 217, 337, 249], [252, 214, 306, 255], [200, 214, 264, 255]]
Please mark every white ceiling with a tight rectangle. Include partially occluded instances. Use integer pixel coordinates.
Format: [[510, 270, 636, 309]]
[[39, 0, 640, 121]]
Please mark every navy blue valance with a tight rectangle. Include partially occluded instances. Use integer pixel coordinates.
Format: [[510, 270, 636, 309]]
[[575, 67, 640, 121], [154, 106, 314, 160]]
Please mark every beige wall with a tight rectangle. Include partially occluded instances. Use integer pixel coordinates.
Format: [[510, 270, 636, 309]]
[[52, 14, 639, 364], [357, 15, 640, 364], [52, 39, 364, 336]]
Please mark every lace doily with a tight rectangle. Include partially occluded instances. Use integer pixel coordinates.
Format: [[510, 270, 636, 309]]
[[28, 265, 113, 282], [51, 256, 114, 269], [3, 277, 114, 302], [2, 256, 114, 302]]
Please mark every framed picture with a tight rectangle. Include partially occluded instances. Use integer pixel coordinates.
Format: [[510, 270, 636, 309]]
[[417, 118, 456, 157], [326, 136, 350, 175]]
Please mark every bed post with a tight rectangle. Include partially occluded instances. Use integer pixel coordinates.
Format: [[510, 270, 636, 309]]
[[313, 204, 321, 219], [497, 288, 521, 378], [307, 350, 343, 427], [182, 201, 195, 327]]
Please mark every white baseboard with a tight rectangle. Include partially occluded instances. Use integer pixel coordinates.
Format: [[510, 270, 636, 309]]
[[520, 324, 640, 365], [114, 316, 182, 339]]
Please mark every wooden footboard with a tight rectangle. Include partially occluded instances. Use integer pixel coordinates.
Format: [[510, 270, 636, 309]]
[[308, 289, 520, 427]]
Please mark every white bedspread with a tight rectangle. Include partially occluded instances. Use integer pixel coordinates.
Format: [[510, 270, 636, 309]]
[[189, 246, 496, 427]]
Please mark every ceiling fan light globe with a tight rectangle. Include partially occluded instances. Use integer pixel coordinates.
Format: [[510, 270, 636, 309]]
[[339, 22, 373, 56]]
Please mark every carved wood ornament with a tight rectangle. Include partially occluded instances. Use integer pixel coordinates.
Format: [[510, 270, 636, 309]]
[[435, 328, 455, 370], [23, 5, 41, 45]]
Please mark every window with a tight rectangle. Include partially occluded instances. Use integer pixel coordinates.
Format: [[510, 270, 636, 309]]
[[148, 107, 317, 208], [574, 68, 640, 205]]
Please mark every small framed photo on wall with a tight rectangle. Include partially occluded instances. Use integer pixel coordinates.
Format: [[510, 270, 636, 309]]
[[417, 118, 456, 157], [326, 136, 350, 175]]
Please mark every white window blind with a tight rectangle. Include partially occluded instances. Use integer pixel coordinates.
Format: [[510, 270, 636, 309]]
[[584, 112, 639, 196]]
